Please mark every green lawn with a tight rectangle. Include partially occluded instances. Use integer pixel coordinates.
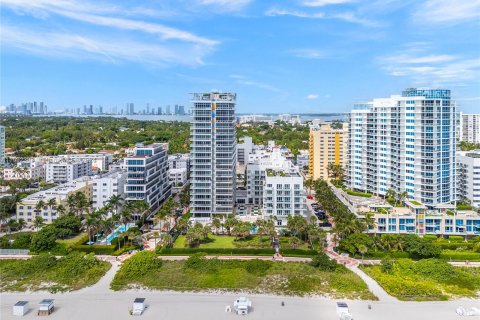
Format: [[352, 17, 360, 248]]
[[173, 234, 311, 250], [0, 252, 111, 292], [361, 259, 480, 301], [56, 232, 88, 248], [111, 252, 375, 299]]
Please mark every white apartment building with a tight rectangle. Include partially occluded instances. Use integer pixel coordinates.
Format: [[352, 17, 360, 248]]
[[0, 125, 5, 166], [346, 88, 457, 208], [190, 92, 237, 220], [169, 168, 187, 188], [38, 153, 113, 172], [237, 136, 253, 165], [246, 148, 299, 205], [278, 114, 301, 125], [124, 143, 171, 214], [91, 170, 126, 212], [457, 150, 480, 208], [3, 161, 45, 181], [238, 114, 273, 124], [460, 113, 480, 143], [45, 159, 92, 183], [296, 150, 309, 169], [168, 153, 190, 172], [263, 171, 306, 227], [16, 177, 92, 223]]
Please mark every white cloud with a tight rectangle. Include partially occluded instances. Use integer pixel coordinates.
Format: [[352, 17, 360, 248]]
[[229, 74, 279, 92], [1, 0, 219, 66], [265, 8, 325, 18], [265, 7, 380, 27], [306, 94, 319, 99], [378, 46, 480, 86], [413, 0, 480, 24], [1, 24, 212, 66], [196, 0, 253, 12], [303, 0, 354, 7], [291, 49, 328, 59]]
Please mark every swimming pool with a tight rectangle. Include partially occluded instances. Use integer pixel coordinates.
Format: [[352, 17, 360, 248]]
[[103, 224, 134, 244]]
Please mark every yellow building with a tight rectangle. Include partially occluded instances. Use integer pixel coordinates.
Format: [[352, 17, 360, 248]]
[[16, 177, 92, 223], [308, 123, 348, 180]]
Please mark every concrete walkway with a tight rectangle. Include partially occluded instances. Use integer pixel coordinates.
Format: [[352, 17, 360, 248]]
[[347, 265, 397, 302], [74, 261, 119, 294], [158, 255, 312, 262]]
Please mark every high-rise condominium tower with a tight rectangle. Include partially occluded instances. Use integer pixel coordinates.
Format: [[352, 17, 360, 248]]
[[346, 88, 456, 207], [460, 113, 480, 144], [190, 92, 237, 219]]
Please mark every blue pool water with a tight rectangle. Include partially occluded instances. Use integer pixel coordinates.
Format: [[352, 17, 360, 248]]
[[104, 224, 132, 244], [250, 226, 258, 233]]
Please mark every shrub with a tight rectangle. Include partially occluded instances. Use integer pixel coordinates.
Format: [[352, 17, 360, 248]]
[[116, 251, 162, 280], [53, 215, 81, 234], [0, 233, 33, 249], [73, 244, 116, 255], [244, 259, 272, 275], [310, 253, 338, 271], [407, 239, 441, 259], [439, 251, 480, 261], [30, 226, 58, 252], [183, 252, 209, 270], [380, 257, 394, 274], [346, 190, 372, 198]]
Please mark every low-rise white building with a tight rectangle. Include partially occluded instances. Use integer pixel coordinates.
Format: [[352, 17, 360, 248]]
[[91, 170, 126, 212], [3, 161, 45, 181], [169, 168, 187, 188], [168, 153, 190, 172], [45, 159, 92, 183], [457, 150, 480, 208], [263, 170, 306, 227], [296, 150, 309, 169], [38, 153, 113, 172], [237, 136, 253, 165], [16, 177, 92, 223]]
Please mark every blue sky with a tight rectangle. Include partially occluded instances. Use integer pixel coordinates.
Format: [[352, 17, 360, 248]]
[[1, 0, 479, 113]]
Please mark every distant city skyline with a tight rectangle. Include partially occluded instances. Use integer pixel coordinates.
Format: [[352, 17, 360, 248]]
[[1, 0, 479, 113]]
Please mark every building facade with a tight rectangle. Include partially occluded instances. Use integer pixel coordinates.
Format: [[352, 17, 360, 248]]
[[16, 178, 92, 223], [45, 159, 92, 183], [346, 88, 457, 208], [3, 161, 45, 181], [263, 171, 306, 227], [460, 113, 480, 144], [169, 168, 188, 188], [0, 125, 5, 166], [168, 153, 190, 172], [124, 143, 171, 214], [91, 170, 126, 212], [237, 136, 253, 165], [457, 150, 480, 208], [190, 92, 237, 219], [308, 123, 348, 180]]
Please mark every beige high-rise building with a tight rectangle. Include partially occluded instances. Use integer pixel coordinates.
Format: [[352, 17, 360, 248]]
[[308, 123, 348, 180]]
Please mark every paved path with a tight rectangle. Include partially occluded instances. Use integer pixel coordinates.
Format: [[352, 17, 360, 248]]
[[347, 265, 397, 302], [75, 261, 119, 294]]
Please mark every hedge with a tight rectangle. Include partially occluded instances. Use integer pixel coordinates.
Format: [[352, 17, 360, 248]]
[[435, 243, 473, 250], [73, 244, 117, 255], [362, 251, 411, 259], [158, 247, 318, 256], [346, 190, 372, 198], [439, 251, 480, 262], [158, 248, 275, 255]]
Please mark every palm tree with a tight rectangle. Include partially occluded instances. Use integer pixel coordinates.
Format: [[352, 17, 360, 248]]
[[212, 217, 222, 235], [160, 233, 173, 248], [106, 195, 124, 216], [289, 236, 302, 249], [47, 198, 57, 215], [17, 218, 27, 231], [152, 231, 160, 248], [304, 178, 314, 196], [119, 206, 133, 231], [385, 188, 396, 202], [35, 200, 46, 219], [33, 215, 44, 231], [84, 213, 98, 244], [224, 216, 237, 235], [56, 204, 67, 216], [364, 213, 376, 232], [397, 191, 409, 205]]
